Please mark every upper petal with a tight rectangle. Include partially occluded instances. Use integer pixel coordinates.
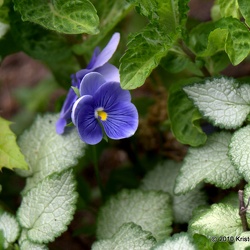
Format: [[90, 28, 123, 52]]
[[79, 72, 106, 97], [94, 82, 131, 110], [75, 68, 92, 84], [95, 63, 120, 82], [92, 33, 120, 69], [87, 47, 101, 69], [101, 102, 138, 139]]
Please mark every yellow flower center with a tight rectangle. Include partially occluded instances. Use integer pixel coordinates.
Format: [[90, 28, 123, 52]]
[[97, 110, 108, 121]]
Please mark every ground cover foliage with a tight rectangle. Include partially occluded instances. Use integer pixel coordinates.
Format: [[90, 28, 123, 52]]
[[1, 0, 250, 249]]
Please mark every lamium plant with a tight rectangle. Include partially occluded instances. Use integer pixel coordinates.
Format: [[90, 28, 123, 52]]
[[2, 0, 250, 249]]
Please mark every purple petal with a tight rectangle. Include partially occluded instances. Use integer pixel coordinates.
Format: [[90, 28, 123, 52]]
[[95, 63, 120, 82], [72, 95, 103, 145], [71, 95, 93, 125], [94, 82, 131, 109], [87, 47, 101, 69], [92, 33, 120, 69], [75, 68, 92, 84], [56, 88, 78, 134], [101, 102, 138, 139], [79, 72, 106, 96], [55, 117, 67, 134]]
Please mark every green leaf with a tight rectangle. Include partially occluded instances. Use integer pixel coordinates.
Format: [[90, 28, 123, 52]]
[[13, 0, 99, 34], [152, 232, 196, 250], [233, 231, 250, 249], [218, 0, 240, 18], [192, 234, 214, 250], [128, 0, 159, 20], [229, 125, 250, 182], [120, 0, 187, 90], [141, 160, 207, 223], [175, 132, 242, 195], [73, 0, 132, 55], [221, 17, 250, 65], [0, 212, 20, 249], [120, 24, 174, 90], [168, 78, 207, 147], [193, 234, 233, 250], [0, 2, 9, 23], [10, 10, 73, 63], [0, 230, 4, 250], [0, 117, 28, 171], [19, 229, 48, 250], [16, 113, 85, 194], [92, 222, 156, 250], [183, 77, 250, 129], [189, 204, 242, 238], [199, 28, 228, 57], [238, 0, 250, 28], [160, 49, 190, 74], [128, 0, 180, 35], [17, 169, 78, 244], [96, 189, 173, 242], [189, 17, 250, 65]]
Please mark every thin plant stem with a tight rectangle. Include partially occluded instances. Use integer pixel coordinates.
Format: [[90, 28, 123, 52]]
[[92, 145, 105, 201], [179, 40, 211, 78], [238, 190, 249, 231]]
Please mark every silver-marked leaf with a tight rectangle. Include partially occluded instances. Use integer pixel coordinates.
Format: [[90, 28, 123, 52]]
[[152, 232, 195, 250], [175, 132, 242, 195], [17, 170, 77, 244], [13, 0, 99, 34], [20, 241, 48, 250], [189, 204, 242, 238], [183, 77, 250, 129], [141, 160, 207, 223], [0, 212, 20, 249], [92, 222, 156, 250], [229, 125, 250, 182], [233, 231, 250, 249], [19, 229, 48, 250], [96, 189, 173, 242], [244, 184, 250, 208], [17, 113, 84, 193]]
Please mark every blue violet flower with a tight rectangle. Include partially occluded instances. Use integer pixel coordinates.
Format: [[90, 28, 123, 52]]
[[56, 32, 120, 134], [71, 72, 138, 145]]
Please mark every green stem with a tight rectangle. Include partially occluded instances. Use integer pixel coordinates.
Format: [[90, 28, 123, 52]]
[[179, 40, 211, 78], [92, 145, 105, 201]]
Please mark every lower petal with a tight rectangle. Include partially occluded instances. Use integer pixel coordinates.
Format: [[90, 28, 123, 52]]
[[73, 97, 103, 145], [71, 95, 93, 125], [55, 117, 67, 134], [102, 102, 138, 140]]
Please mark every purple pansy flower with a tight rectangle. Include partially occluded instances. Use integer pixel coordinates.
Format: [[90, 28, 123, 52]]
[[71, 72, 138, 145], [56, 32, 120, 134]]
